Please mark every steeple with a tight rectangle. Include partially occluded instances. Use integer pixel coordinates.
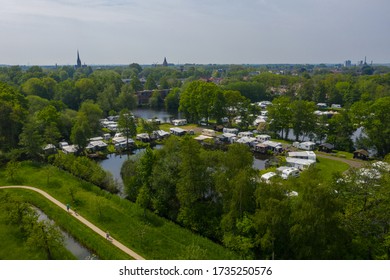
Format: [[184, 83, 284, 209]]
[[76, 50, 82, 68], [162, 57, 168, 67]]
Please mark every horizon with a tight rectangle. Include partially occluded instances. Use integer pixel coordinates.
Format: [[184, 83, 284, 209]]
[[1, 1, 389, 66]]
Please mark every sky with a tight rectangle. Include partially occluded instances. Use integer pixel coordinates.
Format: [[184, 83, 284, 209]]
[[0, 0, 389, 65]]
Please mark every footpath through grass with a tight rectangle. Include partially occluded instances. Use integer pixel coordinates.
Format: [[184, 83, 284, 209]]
[[0, 161, 238, 260]]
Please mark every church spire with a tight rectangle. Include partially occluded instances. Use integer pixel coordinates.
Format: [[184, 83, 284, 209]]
[[162, 57, 168, 67], [76, 50, 82, 68]]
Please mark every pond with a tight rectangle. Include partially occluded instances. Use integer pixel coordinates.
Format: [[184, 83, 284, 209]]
[[35, 208, 97, 260], [132, 108, 182, 123]]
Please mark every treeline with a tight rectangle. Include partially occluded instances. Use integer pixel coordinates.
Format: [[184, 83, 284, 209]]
[[122, 136, 390, 259]]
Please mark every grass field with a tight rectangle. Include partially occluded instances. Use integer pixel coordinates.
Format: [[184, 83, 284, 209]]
[[0, 161, 238, 260]]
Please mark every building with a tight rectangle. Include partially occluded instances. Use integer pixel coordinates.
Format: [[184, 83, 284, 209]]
[[75, 50, 87, 69], [162, 57, 168, 67]]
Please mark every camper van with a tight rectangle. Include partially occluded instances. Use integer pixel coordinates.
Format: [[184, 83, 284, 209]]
[[281, 167, 300, 180], [202, 129, 216, 137], [261, 172, 277, 184], [172, 119, 187, 126], [256, 134, 271, 143]]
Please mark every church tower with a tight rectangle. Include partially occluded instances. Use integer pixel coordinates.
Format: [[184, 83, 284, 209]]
[[76, 50, 82, 68], [162, 57, 168, 67]]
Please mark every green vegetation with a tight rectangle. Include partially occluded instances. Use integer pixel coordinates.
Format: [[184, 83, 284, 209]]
[[0, 161, 238, 260]]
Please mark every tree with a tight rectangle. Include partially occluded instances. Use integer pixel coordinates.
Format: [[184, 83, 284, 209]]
[[75, 78, 98, 101], [26, 220, 64, 260], [116, 84, 138, 111], [144, 76, 158, 90], [211, 90, 226, 125], [223, 90, 248, 126], [355, 97, 390, 157], [19, 116, 44, 160], [97, 84, 117, 116], [268, 96, 292, 140], [79, 101, 103, 136], [70, 112, 91, 153], [327, 111, 354, 152], [290, 100, 316, 141], [179, 80, 218, 123], [117, 109, 137, 151], [55, 80, 79, 110], [164, 88, 180, 114], [0, 82, 27, 151], [149, 90, 163, 109]]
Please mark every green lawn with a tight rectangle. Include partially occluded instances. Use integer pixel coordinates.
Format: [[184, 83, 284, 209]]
[[0, 161, 238, 260], [311, 156, 349, 181]]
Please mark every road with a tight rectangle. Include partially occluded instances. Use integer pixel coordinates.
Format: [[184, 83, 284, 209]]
[[316, 153, 365, 168], [0, 185, 145, 260]]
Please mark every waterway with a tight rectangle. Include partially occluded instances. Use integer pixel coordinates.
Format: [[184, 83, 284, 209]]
[[132, 108, 181, 123], [35, 208, 97, 260]]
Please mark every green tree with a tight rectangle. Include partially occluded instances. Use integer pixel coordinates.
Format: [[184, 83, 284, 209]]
[[268, 96, 292, 139], [164, 88, 180, 114], [70, 112, 91, 153], [75, 78, 98, 101], [0, 82, 27, 151], [79, 101, 103, 136], [117, 109, 137, 151], [327, 111, 354, 152], [290, 100, 316, 141], [144, 76, 158, 90]]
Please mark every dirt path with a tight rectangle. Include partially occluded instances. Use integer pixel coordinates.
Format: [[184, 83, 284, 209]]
[[0, 185, 144, 260], [316, 153, 365, 168]]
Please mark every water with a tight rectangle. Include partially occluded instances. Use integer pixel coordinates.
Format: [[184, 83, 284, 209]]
[[132, 108, 181, 123], [35, 208, 97, 260], [99, 146, 163, 196]]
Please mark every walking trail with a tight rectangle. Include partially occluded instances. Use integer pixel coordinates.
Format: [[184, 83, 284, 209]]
[[0, 185, 145, 260]]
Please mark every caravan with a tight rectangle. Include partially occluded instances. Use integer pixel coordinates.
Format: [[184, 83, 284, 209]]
[[281, 167, 300, 180]]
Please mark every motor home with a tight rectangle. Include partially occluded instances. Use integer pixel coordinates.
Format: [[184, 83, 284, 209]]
[[222, 128, 238, 135], [172, 119, 187, 126], [261, 172, 277, 184], [256, 134, 271, 143], [293, 141, 316, 151], [238, 131, 254, 138], [202, 129, 216, 137], [281, 167, 300, 179], [288, 151, 316, 161], [285, 157, 316, 170]]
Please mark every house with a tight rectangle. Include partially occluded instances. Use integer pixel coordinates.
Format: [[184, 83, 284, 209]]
[[136, 133, 150, 142], [262, 140, 283, 153], [318, 143, 334, 153], [293, 141, 316, 151], [288, 151, 316, 161], [261, 172, 277, 184], [62, 145, 78, 154], [222, 128, 238, 135], [285, 157, 316, 170], [202, 129, 216, 137], [256, 134, 271, 143], [86, 140, 108, 152], [152, 130, 170, 139], [254, 143, 268, 154], [43, 144, 57, 155], [353, 149, 369, 160], [236, 137, 257, 147], [172, 119, 187, 126], [281, 167, 300, 179], [222, 133, 237, 143], [170, 127, 187, 136], [103, 133, 111, 141]]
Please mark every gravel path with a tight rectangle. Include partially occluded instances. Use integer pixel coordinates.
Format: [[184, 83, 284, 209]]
[[0, 185, 145, 260], [316, 153, 365, 168]]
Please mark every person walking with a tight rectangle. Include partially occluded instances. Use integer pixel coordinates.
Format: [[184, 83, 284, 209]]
[[106, 231, 110, 240], [66, 203, 70, 212]]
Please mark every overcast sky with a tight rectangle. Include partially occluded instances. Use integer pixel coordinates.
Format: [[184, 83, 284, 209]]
[[0, 0, 389, 65]]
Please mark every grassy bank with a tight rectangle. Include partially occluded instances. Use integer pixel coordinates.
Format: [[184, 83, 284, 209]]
[[0, 161, 238, 260]]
